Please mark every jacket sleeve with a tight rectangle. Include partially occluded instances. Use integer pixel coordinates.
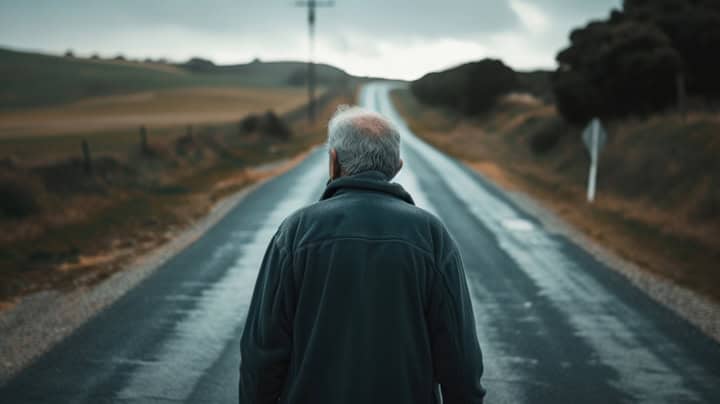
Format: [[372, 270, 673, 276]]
[[239, 233, 295, 404], [428, 244, 486, 404]]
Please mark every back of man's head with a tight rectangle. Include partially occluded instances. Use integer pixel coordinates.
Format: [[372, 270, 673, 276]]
[[327, 105, 402, 179]]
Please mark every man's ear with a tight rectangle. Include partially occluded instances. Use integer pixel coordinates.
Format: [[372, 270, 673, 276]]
[[395, 158, 404, 177], [329, 148, 342, 180]]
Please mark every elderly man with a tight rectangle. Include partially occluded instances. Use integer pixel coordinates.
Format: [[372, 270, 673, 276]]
[[239, 106, 485, 404]]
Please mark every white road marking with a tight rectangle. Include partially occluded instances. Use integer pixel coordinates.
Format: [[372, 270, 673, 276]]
[[501, 218, 535, 232]]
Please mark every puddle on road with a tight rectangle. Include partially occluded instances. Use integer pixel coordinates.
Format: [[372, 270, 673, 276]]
[[501, 219, 535, 232]]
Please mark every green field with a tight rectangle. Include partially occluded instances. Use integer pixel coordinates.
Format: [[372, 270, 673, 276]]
[[0, 47, 349, 110]]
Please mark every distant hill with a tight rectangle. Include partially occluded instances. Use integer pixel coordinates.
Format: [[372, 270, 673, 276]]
[[180, 56, 349, 87], [0, 48, 351, 110], [515, 70, 553, 102], [411, 58, 552, 115]]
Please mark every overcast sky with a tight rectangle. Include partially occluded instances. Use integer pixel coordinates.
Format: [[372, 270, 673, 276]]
[[0, 0, 620, 80]]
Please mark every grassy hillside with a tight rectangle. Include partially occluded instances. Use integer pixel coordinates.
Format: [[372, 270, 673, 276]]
[[0, 89, 352, 303], [188, 59, 349, 86], [0, 48, 349, 110]]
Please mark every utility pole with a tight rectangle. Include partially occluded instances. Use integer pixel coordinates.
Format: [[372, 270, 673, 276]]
[[81, 139, 92, 174], [295, 0, 334, 123]]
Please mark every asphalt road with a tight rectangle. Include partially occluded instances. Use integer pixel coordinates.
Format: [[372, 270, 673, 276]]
[[2, 83, 719, 403]]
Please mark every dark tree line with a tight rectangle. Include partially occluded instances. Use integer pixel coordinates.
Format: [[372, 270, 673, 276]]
[[182, 57, 216, 72], [553, 0, 720, 123], [411, 59, 517, 115]]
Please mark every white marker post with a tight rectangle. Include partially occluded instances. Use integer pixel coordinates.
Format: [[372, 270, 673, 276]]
[[582, 118, 607, 203]]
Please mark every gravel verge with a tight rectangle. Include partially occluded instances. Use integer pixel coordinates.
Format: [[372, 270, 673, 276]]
[[504, 187, 720, 343], [0, 177, 269, 384]]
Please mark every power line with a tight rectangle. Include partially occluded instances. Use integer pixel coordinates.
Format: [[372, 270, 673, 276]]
[[295, 1, 334, 123]]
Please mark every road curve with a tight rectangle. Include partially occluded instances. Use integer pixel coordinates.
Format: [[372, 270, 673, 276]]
[[1, 82, 719, 403]]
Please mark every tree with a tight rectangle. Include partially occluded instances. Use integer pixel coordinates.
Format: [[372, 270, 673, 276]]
[[411, 59, 517, 115], [553, 19, 682, 123], [623, 0, 720, 98], [552, 0, 720, 123], [183, 57, 215, 72]]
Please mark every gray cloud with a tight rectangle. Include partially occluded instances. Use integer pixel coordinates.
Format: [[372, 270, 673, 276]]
[[1, 0, 519, 37], [0, 0, 621, 76]]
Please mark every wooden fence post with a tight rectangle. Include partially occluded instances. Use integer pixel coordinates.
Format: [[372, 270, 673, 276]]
[[140, 125, 149, 154], [81, 139, 92, 174]]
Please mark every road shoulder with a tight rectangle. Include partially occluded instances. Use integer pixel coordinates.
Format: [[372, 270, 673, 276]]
[[496, 181, 720, 343], [388, 86, 720, 344], [0, 153, 309, 384]]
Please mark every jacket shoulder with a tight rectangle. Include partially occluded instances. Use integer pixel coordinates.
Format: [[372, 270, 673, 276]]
[[279, 197, 458, 264], [272, 201, 323, 247]]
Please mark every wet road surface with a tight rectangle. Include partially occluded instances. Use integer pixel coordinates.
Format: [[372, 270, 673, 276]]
[[1, 82, 719, 403]]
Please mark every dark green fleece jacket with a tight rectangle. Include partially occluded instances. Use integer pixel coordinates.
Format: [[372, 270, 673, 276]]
[[239, 171, 485, 404]]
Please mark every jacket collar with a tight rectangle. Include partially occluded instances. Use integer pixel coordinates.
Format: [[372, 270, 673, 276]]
[[321, 170, 415, 205]]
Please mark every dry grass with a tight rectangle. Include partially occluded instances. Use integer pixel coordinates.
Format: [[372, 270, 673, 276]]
[[392, 88, 720, 303], [0, 86, 312, 137], [0, 90, 353, 304]]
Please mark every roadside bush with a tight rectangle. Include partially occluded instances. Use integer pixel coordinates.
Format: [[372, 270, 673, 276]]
[[33, 157, 132, 194], [0, 175, 41, 218], [238, 111, 292, 139], [553, 20, 682, 123], [258, 111, 292, 139], [529, 117, 568, 155], [175, 133, 201, 158], [239, 114, 261, 133], [689, 176, 720, 223]]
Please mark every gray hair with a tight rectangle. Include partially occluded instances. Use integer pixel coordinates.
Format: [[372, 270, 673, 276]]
[[327, 105, 402, 179]]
